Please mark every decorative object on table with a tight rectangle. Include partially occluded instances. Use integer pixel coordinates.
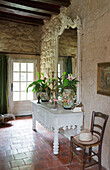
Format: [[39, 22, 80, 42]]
[[26, 72, 51, 103], [49, 97, 57, 108], [53, 98, 57, 109], [54, 72, 79, 109], [72, 103, 82, 112], [37, 93, 41, 104], [40, 90, 49, 102], [63, 88, 75, 109], [0, 114, 15, 124]]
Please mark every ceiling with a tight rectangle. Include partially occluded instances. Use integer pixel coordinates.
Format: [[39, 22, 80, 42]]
[[0, 0, 70, 26]]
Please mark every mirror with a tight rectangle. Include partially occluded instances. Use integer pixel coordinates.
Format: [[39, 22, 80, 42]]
[[55, 15, 82, 103], [58, 28, 77, 78]]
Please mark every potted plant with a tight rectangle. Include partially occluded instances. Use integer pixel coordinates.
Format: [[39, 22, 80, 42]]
[[53, 72, 79, 109], [26, 72, 51, 103]]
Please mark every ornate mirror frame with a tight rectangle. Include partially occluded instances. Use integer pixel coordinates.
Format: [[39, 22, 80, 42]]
[[55, 14, 82, 103]]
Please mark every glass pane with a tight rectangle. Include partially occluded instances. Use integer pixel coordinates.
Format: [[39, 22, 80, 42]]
[[21, 92, 26, 100], [58, 64, 60, 72], [13, 62, 19, 71], [13, 73, 19, 81], [58, 72, 60, 78], [28, 73, 34, 81], [21, 63, 26, 71], [13, 92, 19, 101], [21, 73, 26, 81], [13, 82, 19, 91], [27, 92, 33, 100], [28, 63, 34, 72], [21, 82, 26, 91]]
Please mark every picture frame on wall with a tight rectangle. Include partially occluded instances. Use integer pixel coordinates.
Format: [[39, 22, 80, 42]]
[[97, 62, 110, 96]]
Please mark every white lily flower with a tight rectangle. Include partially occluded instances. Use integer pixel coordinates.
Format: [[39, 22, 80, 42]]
[[67, 74, 75, 81]]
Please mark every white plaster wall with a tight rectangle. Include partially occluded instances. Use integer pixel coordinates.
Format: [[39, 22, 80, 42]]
[[68, 0, 110, 169]]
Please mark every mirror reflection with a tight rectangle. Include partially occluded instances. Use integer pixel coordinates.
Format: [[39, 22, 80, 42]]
[[58, 28, 77, 78]]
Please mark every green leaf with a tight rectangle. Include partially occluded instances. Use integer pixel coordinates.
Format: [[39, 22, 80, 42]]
[[63, 72, 66, 75], [41, 73, 44, 77], [37, 71, 40, 79]]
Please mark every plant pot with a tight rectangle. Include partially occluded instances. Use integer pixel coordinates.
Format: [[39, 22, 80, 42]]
[[63, 88, 75, 109], [40, 92, 49, 102]]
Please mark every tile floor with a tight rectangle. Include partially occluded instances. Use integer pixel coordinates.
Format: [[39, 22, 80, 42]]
[[0, 117, 106, 170]]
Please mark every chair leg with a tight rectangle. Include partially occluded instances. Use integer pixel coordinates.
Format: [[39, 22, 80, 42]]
[[81, 146, 86, 170], [70, 136, 73, 163], [98, 149, 102, 170], [89, 147, 92, 162]]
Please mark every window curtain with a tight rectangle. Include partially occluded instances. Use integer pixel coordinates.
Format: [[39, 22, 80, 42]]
[[65, 57, 72, 76], [0, 54, 8, 114]]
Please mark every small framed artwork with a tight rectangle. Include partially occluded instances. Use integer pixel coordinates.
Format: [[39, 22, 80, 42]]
[[97, 62, 110, 96]]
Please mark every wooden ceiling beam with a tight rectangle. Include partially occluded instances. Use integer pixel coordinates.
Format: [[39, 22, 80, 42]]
[[32, 0, 70, 6], [0, 5, 51, 20], [0, 0, 71, 26], [1, 0, 60, 14], [0, 11, 44, 25]]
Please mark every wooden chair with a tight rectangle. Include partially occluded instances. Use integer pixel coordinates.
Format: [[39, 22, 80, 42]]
[[70, 111, 109, 170]]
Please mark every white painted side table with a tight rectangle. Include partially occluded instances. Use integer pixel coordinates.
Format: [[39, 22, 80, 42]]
[[31, 100, 83, 154]]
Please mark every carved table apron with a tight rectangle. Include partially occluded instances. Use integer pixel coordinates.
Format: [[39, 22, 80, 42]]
[[32, 100, 83, 154]]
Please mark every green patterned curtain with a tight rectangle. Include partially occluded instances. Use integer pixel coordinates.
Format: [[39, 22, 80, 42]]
[[0, 54, 8, 114], [65, 57, 72, 76]]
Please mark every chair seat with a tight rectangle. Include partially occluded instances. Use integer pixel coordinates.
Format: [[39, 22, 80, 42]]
[[74, 134, 99, 146]]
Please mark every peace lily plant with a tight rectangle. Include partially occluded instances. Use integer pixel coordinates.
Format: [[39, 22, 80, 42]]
[[53, 72, 79, 94], [26, 71, 79, 107], [26, 72, 51, 103], [51, 72, 79, 108]]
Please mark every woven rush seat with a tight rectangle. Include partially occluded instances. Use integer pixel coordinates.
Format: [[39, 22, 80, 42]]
[[0, 114, 15, 123]]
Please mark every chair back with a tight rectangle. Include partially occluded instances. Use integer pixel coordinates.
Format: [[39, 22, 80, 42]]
[[90, 111, 109, 146]]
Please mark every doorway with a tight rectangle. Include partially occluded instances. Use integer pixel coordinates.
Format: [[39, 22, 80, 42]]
[[9, 58, 37, 116]]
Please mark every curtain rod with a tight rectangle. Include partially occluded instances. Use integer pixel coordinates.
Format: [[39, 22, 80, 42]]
[[0, 51, 40, 56]]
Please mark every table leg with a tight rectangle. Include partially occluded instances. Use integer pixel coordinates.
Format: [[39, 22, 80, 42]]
[[32, 114, 36, 130], [53, 119, 59, 154], [53, 127, 59, 154]]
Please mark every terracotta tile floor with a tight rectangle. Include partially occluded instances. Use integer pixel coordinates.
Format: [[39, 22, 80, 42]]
[[0, 117, 106, 170]]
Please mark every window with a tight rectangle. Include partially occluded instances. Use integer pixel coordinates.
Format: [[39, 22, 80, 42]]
[[13, 62, 34, 101], [58, 63, 61, 78]]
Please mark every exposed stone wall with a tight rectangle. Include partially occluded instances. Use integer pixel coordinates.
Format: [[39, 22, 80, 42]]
[[59, 29, 77, 57], [41, 0, 110, 169], [40, 16, 61, 77], [0, 20, 41, 54], [59, 29, 77, 77]]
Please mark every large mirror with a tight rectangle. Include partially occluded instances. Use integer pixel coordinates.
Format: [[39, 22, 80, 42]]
[[55, 15, 82, 103], [58, 28, 77, 78]]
